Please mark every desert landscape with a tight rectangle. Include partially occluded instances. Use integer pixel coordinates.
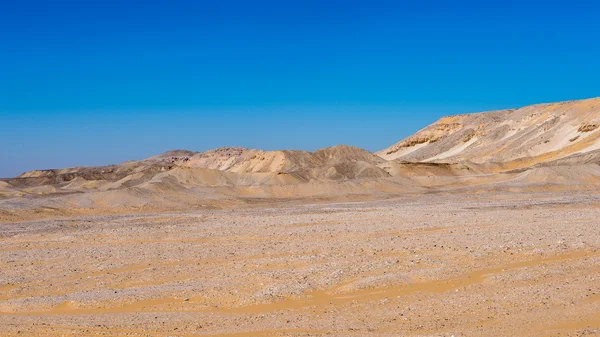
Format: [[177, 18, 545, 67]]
[[3, 97, 600, 336]]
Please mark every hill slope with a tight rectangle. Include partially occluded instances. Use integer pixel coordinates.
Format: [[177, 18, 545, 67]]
[[377, 97, 600, 170]]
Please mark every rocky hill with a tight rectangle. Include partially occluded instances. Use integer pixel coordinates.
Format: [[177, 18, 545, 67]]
[[377, 97, 600, 170], [3, 97, 600, 220]]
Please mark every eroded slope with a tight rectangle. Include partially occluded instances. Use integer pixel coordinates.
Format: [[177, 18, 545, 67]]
[[377, 97, 600, 169]]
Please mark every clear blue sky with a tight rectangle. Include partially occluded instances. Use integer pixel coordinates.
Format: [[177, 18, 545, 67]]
[[1, 0, 599, 177]]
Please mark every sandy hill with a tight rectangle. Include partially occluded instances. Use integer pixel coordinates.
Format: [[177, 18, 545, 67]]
[[0, 145, 412, 219], [7, 145, 389, 188], [377, 97, 600, 170], [4, 96, 600, 220]]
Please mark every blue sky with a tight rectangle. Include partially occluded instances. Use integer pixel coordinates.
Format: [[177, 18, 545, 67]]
[[1, 1, 600, 177]]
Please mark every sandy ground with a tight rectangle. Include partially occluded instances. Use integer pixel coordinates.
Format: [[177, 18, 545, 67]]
[[2, 192, 600, 336]]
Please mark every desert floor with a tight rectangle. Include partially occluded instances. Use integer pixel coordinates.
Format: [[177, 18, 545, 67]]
[[2, 192, 600, 336]]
